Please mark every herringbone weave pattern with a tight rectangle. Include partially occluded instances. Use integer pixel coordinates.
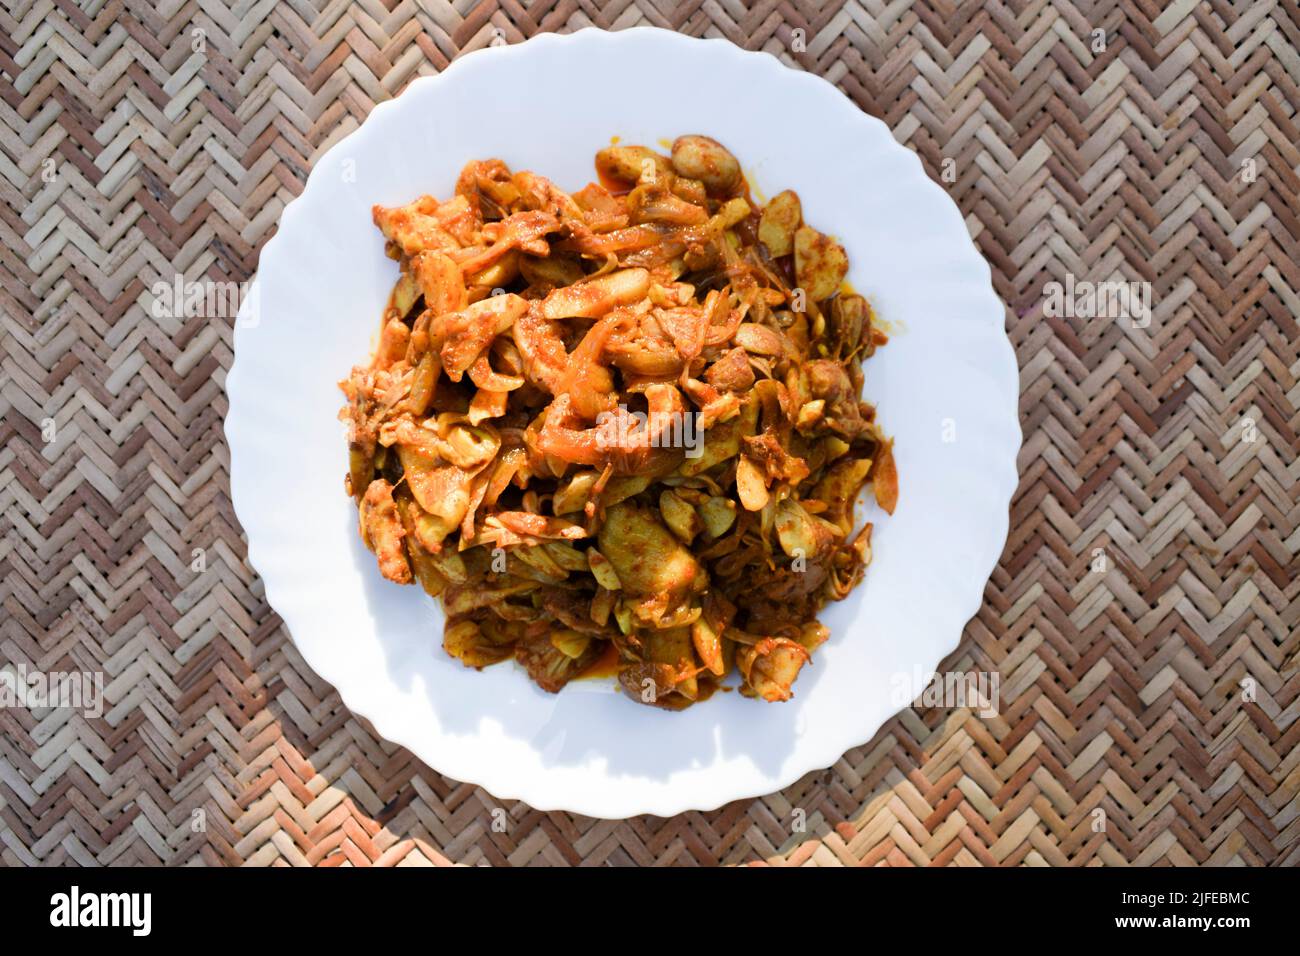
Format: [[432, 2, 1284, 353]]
[[1, 0, 1297, 867]]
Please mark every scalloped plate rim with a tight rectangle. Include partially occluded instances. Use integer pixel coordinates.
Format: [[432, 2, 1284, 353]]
[[226, 26, 1022, 818]]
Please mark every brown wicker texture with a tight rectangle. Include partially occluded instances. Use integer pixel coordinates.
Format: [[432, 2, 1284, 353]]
[[1, 0, 1297, 867]]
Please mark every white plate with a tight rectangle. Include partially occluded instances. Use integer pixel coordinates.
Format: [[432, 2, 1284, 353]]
[[225, 27, 1020, 818]]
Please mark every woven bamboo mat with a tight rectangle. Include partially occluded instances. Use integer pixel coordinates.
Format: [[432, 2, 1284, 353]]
[[1, 0, 1297, 867]]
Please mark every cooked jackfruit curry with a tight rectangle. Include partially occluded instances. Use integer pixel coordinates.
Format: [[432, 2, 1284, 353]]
[[340, 135, 897, 709]]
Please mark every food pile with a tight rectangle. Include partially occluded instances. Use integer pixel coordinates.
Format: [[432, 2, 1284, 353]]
[[340, 135, 896, 708]]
